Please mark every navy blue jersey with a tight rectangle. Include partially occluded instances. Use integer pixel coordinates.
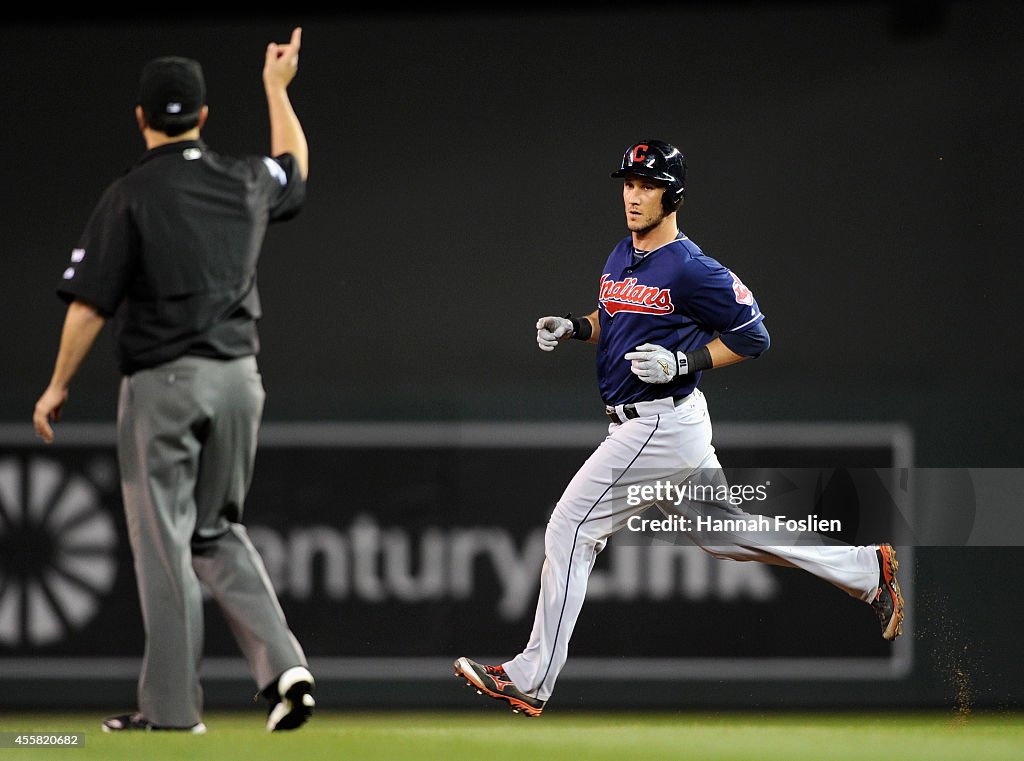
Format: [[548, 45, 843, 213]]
[[596, 233, 763, 405]]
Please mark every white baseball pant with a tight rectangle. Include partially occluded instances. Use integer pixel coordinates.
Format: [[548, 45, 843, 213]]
[[502, 389, 880, 702]]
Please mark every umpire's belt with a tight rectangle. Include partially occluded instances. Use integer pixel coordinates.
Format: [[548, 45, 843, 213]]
[[604, 395, 688, 425]]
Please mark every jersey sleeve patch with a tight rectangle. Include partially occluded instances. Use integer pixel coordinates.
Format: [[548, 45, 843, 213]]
[[730, 270, 754, 305]]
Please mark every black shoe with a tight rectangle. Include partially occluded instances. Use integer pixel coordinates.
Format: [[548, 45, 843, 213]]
[[453, 657, 546, 717], [101, 712, 206, 734], [264, 666, 315, 731], [871, 544, 905, 641]]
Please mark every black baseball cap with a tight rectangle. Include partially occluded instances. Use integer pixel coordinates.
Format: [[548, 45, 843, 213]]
[[137, 56, 206, 133]]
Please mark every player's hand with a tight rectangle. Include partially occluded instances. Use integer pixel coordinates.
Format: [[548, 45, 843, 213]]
[[33, 385, 68, 444], [264, 27, 302, 90], [624, 343, 677, 384], [536, 316, 574, 351]]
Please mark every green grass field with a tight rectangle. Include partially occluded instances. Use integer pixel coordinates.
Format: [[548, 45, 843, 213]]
[[2, 710, 1022, 761]]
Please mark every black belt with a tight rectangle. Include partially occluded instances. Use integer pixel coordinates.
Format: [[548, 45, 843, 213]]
[[605, 404, 641, 424]]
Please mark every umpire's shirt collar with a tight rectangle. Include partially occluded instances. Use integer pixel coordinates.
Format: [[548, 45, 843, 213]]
[[136, 139, 205, 167]]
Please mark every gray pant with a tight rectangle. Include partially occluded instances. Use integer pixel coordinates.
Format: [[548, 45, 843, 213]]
[[117, 355, 307, 727]]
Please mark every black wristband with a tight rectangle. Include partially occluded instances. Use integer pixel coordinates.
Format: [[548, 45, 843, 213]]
[[567, 314, 593, 341], [678, 345, 712, 375]]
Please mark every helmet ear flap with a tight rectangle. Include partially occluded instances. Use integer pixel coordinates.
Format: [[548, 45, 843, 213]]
[[662, 185, 685, 213]]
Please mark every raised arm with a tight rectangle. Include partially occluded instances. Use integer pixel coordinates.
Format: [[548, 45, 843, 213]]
[[263, 26, 308, 180]]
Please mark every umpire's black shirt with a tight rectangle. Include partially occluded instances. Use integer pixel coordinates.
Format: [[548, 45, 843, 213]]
[[57, 139, 305, 375]]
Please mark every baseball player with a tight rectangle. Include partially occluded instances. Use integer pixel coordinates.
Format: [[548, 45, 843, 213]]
[[454, 139, 904, 717], [33, 29, 314, 732]]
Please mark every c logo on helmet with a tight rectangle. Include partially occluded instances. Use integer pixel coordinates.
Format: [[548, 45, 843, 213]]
[[629, 144, 649, 164]]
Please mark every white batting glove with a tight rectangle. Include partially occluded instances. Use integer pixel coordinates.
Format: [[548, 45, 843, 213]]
[[624, 343, 678, 383], [536, 316, 574, 351]]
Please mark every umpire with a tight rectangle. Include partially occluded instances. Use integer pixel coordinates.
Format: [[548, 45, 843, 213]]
[[33, 28, 314, 733]]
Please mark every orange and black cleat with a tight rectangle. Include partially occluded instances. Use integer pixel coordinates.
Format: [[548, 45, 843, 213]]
[[453, 657, 545, 717], [871, 544, 905, 641]]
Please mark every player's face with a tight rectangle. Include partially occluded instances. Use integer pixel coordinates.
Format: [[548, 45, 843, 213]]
[[622, 174, 668, 233]]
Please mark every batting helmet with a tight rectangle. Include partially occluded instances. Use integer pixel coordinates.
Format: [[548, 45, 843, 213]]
[[611, 140, 687, 211]]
